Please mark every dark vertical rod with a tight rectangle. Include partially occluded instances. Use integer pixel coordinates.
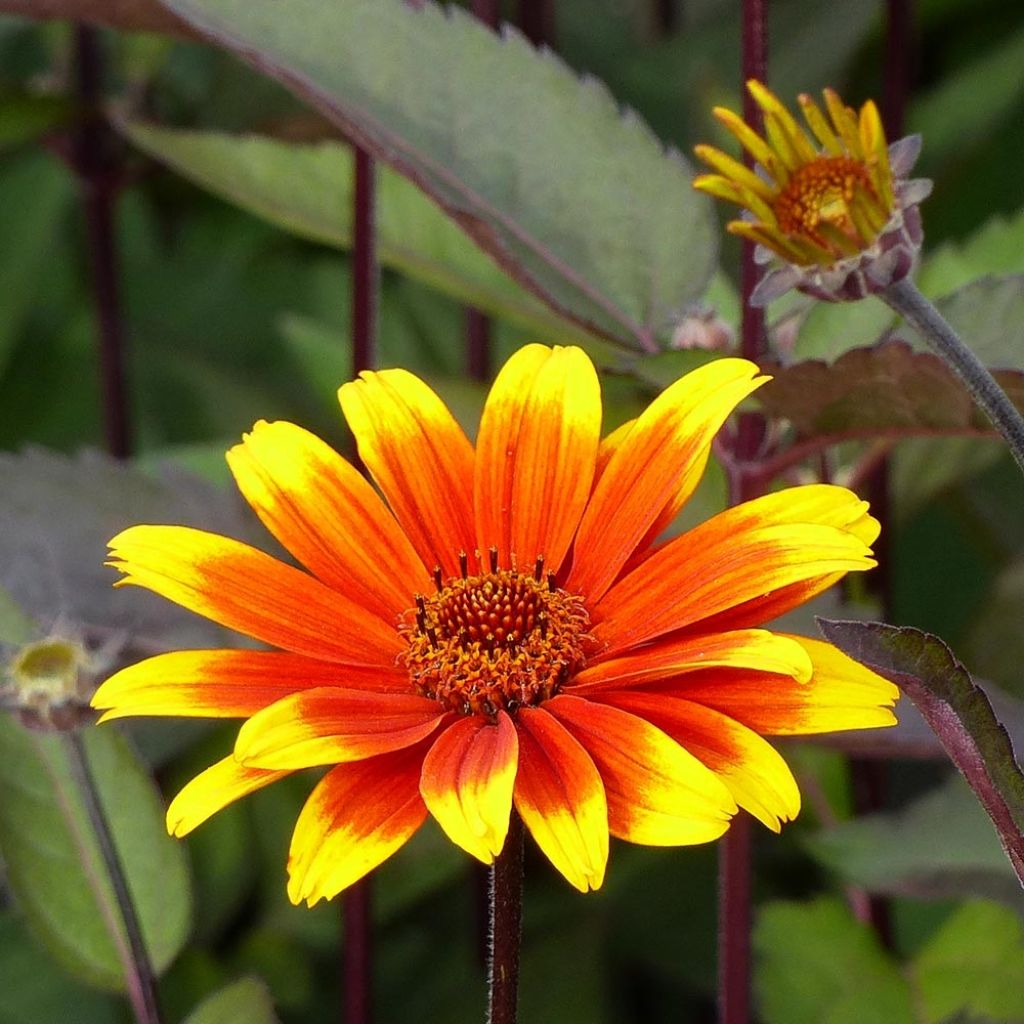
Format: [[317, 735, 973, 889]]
[[73, 24, 131, 459], [466, 0, 500, 384], [849, 0, 913, 950], [351, 147, 378, 379], [719, 3, 767, 1024], [66, 732, 162, 1024], [488, 813, 525, 1024], [518, 0, 555, 46], [343, 881, 372, 1024], [342, 145, 378, 1024], [653, 0, 679, 35], [882, 0, 913, 136]]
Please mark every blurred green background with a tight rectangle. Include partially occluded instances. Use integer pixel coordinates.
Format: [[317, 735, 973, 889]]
[[2, 1, 1024, 1022]]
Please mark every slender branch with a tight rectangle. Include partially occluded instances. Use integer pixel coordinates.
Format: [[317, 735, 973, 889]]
[[883, 277, 1024, 478], [343, 881, 372, 1024], [1, 0, 197, 39], [718, 3, 768, 1022], [488, 812, 525, 1024], [65, 731, 162, 1024], [73, 24, 132, 458], [342, 145, 378, 1024]]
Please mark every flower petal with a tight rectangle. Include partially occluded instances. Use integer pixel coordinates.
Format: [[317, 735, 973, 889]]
[[420, 711, 519, 863], [287, 746, 428, 906], [668, 635, 898, 735], [600, 692, 801, 831], [234, 688, 446, 770], [474, 345, 601, 573], [567, 629, 813, 694], [545, 695, 735, 846], [568, 358, 767, 604], [593, 485, 877, 655], [339, 369, 475, 580], [227, 420, 428, 621], [513, 706, 608, 892], [108, 526, 402, 666], [166, 756, 289, 837], [92, 649, 410, 721]]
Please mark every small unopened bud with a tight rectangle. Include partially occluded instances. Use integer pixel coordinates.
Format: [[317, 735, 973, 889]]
[[670, 307, 735, 351], [4, 637, 95, 731]]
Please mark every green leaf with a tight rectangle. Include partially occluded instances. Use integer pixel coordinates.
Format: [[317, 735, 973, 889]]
[[0, 581, 35, 645], [902, 275, 1024, 371], [963, 559, 1024, 700], [0, 718, 193, 989], [0, 93, 73, 150], [158, 0, 718, 352], [0, 153, 73, 379], [818, 620, 1024, 886], [754, 898, 915, 1024], [912, 901, 1024, 1024], [183, 977, 280, 1024], [0, 448, 258, 654], [810, 776, 1022, 907], [124, 122, 598, 346], [0, 912, 119, 1024]]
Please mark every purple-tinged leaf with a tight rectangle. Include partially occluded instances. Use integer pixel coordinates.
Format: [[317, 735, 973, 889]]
[[155, 0, 718, 352], [818, 619, 1024, 885], [758, 340, 1024, 440]]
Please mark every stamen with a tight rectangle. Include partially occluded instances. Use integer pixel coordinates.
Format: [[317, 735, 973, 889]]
[[547, 572, 557, 592], [433, 566, 443, 592], [533, 555, 545, 582], [459, 550, 468, 579], [489, 546, 499, 573]]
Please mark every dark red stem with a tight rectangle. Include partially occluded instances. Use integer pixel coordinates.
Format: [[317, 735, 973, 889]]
[[73, 24, 131, 459], [342, 145, 378, 1024], [719, 2, 767, 1023], [518, 0, 555, 46], [343, 880, 372, 1024], [653, 0, 678, 36], [883, 0, 913, 136], [351, 147, 377, 378], [488, 812, 525, 1024], [472, 0, 501, 27], [465, 0, 499, 384]]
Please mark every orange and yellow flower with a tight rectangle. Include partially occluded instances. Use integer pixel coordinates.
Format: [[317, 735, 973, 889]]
[[694, 80, 932, 303], [92, 345, 897, 904]]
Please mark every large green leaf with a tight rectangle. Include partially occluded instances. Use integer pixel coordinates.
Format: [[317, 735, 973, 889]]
[[0, 912, 119, 1024], [810, 776, 1022, 907], [158, 0, 718, 352], [0, 152, 73, 379], [0, 718, 192, 989], [754, 898, 915, 1024], [183, 977, 280, 1024], [124, 122, 597, 346], [912, 901, 1024, 1024]]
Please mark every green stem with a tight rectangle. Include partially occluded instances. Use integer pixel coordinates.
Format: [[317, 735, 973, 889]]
[[65, 731, 162, 1024], [883, 277, 1024, 478]]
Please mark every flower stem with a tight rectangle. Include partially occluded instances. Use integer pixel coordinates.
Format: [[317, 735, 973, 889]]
[[718, 813, 753, 1024], [488, 812, 525, 1024], [65, 730, 162, 1024], [882, 276, 1024, 478], [343, 880, 372, 1024], [73, 24, 132, 459]]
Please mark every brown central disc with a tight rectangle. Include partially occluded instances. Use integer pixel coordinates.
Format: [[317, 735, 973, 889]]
[[400, 561, 591, 716]]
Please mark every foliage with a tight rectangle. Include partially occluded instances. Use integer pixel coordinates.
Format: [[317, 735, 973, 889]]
[[2, 0, 1024, 1021]]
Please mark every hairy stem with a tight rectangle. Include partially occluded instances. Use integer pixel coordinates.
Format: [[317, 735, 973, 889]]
[[488, 812, 525, 1024], [65, 731, 162, 1024], [883, 277, 1024, 478]]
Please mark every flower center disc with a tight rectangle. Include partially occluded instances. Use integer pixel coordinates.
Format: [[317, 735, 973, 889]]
[[773, 156, 876, 250], [400, 558, 591, 717]]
